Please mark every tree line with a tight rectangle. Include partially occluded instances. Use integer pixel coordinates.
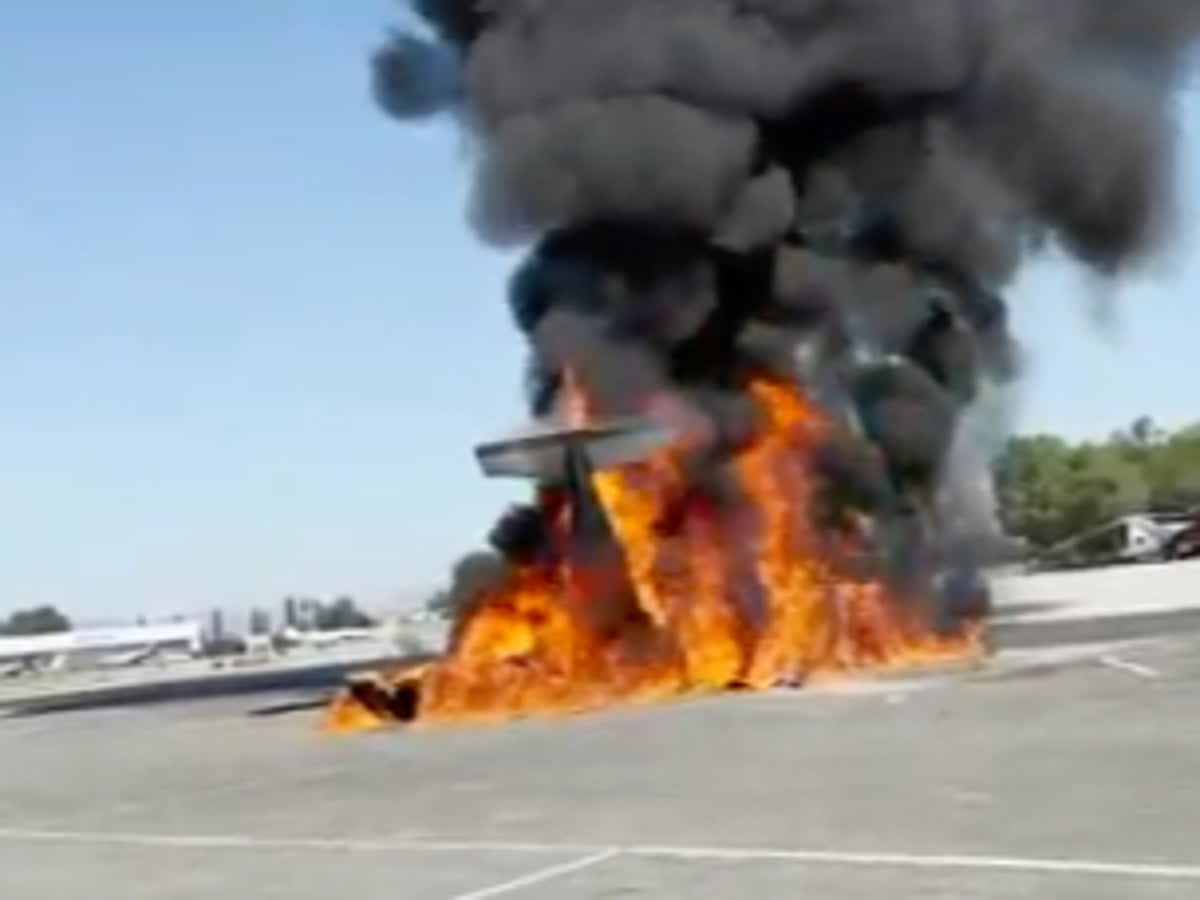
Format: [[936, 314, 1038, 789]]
[[994, 417, 1200, 551]]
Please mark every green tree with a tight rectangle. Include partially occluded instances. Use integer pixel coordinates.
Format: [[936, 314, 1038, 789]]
[[313, 596, 376, 631], [0, 606, 72, 636], [1146, 424, 1200, 511], [1055, 444, 1149, 539], [994, 435, 1074, 548]]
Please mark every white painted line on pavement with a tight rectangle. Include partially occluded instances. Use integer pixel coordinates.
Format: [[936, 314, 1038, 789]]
[[1098, 655, 1160, 680], [0, 828, 1198, 882], [451, 850, 619, 899], [627, 845, 1200, 881], [0, 828, 598, 857]]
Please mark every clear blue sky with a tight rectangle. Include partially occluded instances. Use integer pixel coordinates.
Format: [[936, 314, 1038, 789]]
[[2, 4, 1198, 623]]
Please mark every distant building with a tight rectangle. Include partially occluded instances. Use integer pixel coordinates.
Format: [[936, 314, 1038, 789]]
[[209, 609, 225, 642], [283, 596, 299, 629], [249, 608, 272, 636]]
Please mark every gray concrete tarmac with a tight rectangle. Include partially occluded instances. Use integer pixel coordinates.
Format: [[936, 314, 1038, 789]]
[[1, 632, 1197, 898]]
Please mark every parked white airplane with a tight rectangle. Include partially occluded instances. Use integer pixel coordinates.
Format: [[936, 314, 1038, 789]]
[[0, 623, 202, 673], [277, 626, 380, 650], [0, 652, 66, 679], [0, 658, 36, 679], [96, 644, 162, 669]]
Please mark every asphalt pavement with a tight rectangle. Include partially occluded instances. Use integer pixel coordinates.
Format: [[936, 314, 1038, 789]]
[[0, 630, 1197, 898]]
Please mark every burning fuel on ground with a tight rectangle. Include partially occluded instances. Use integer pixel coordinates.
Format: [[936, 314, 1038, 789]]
[[326, 1, 1200, 732]]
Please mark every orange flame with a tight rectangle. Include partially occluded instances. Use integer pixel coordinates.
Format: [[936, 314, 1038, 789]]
[[325, 374, 983, 732]]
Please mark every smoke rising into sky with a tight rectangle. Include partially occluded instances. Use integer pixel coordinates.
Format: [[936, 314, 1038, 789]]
[[374, 1, 1200, 591]]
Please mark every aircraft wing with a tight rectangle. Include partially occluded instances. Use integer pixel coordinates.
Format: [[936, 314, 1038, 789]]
[[475, 419, 672, 480]]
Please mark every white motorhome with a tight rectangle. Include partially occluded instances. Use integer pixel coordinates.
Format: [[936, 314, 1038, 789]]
[[1035, 513, 1197, 571]]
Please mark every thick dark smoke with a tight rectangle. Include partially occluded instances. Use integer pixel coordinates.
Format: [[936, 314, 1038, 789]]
[[382, 1, 1200, 619]]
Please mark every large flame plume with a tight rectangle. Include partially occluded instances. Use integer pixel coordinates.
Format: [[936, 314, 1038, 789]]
[[326, 372, 982, 731]]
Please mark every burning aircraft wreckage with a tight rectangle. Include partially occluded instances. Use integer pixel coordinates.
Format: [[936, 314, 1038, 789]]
[[327, 1, 1200, 732]]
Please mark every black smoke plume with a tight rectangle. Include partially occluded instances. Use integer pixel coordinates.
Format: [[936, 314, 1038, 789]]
[[382, 1, 1200, 621]]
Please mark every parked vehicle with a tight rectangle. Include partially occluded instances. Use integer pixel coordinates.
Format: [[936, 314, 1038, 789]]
[[1165, 517, 1200, 561]]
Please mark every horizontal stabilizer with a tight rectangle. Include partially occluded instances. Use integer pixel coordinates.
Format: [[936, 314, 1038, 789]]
[[476, 419, 673, 480]]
